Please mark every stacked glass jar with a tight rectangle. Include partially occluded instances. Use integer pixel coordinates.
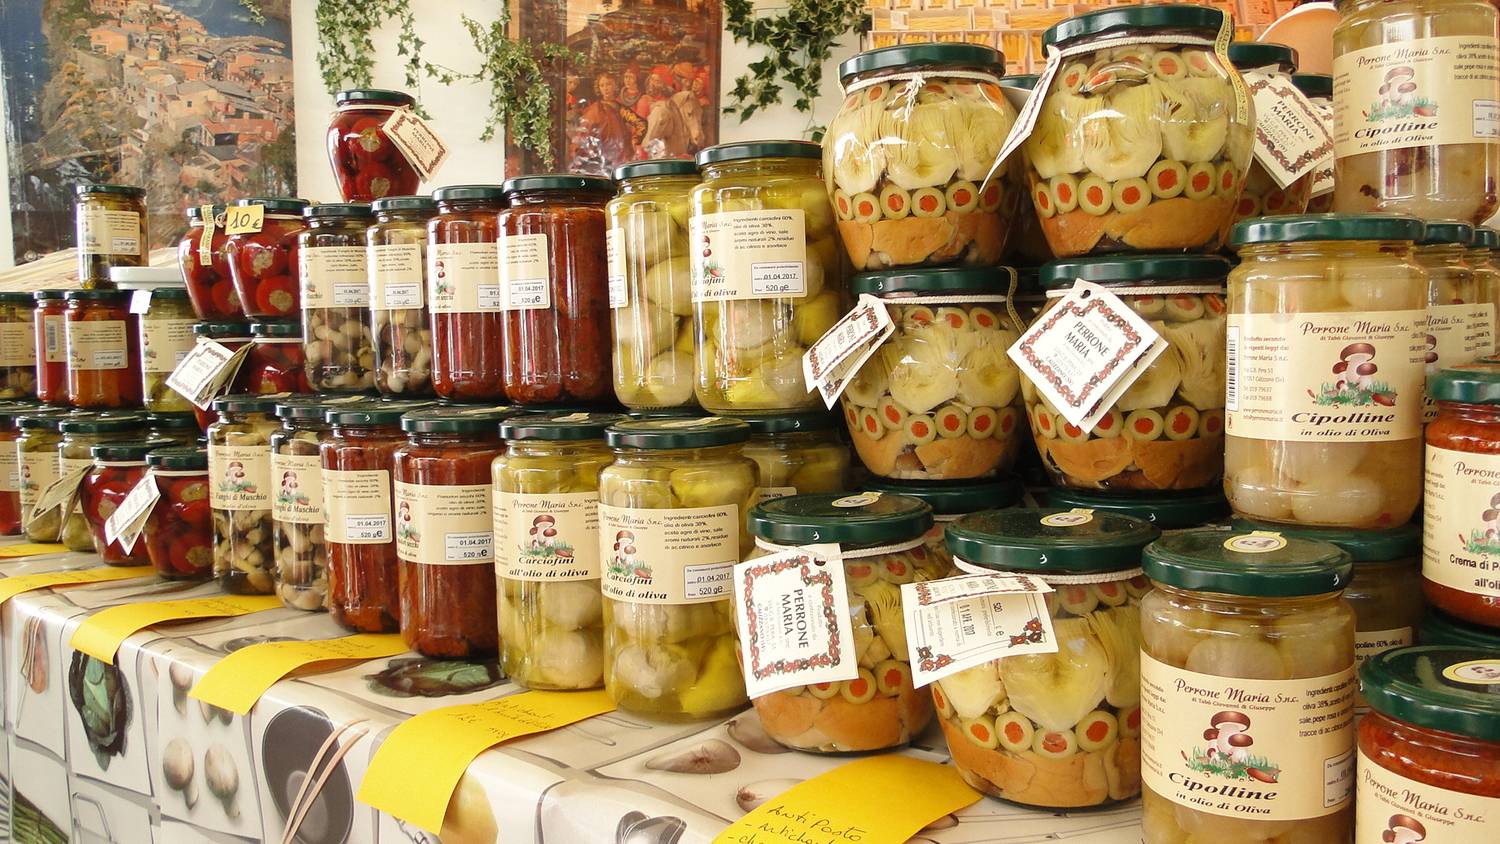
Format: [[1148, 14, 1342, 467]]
[[178, 204, 242, 320], [75, 184, 147, 288], [368, 195, 436, 397], [208, 393, 284, 594], [428, 185, 507, 401], [1225, 42, 1315, 225], [227, 198, 310, 320], [136, 287, 196, 413], [299, 202, 376, 393]]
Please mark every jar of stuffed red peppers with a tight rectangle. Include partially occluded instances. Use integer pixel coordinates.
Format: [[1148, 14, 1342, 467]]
[[1423, 364, 1500, 628], [188, 321, 253, 431], [299, 202, 376, 393], [321, 399, 432, 632], [33, 291, 68, 404], [142, 447, 212, 580], [18, 411, 67, 541], [75, 184, 146, 288], [208, 393, 284, 594], [393, 405, 510, 657], [64, 290, 141, 409], [227, 198, 310, 320], [368, 195, 435, 397], [79, 440, 169, 565], [58, 413, 147, 552], [0, 293, 36, 400], [245, 321, 308, 395], [137, 287, 196, 413], [0, 403, 32, 535], [178, 205, 241, 319], [428, 185, 507, 401], [145, 412, 200, 446], [327, 89, 422, 202]]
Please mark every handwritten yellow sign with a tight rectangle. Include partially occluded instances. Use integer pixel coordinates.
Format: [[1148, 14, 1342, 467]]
[[70, 595, 281, 663], [0, 565, 151, 607], [223, 203, 264, 235], [0, 543, 69, 559], [189, 633, 407, 714], [713, 755, 979, 844], [358, 689, 615, 832]]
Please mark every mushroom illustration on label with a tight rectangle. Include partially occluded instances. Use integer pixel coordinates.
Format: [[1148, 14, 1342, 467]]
[[1369, 66, 1433, 121], [607, 528, 651, 581], [1319, 342, 1396, 406], [1185, 709, 1280, 782], [1469, 492, 1500, 553], [1382, 814, 1426, 844], [276, 471, 309, 508], [221, 460, 256, 494], [522, 513, 573, 559], [396, 499, 418, 543]]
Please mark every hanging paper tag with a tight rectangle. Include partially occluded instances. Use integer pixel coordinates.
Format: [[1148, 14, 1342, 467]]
[[223, 203, 264, 236], [0, 565, 151, 607], [1007, 281, 1166, 431], [1243, 70, 1335, 190], [29, 465, 91, 523], [104, 472, 160, 551], [803, 293, 896, 408], [1306, 96, 1335, 197], [197, 204, 216, 266], [70, 594, 282, 663], [166, 339, 252, 410], [900, 573, 1057, 687], [382, 107, 448, 181], [190, 633, 407, 714], [731, 543, 858, 698], [129, 289, 154, 315]]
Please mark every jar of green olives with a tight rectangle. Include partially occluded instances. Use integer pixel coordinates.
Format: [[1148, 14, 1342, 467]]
[[75, 184, 146, 287], [208, 393, 284, 594], [18, 410, 68, 541], [739, 412, 851, 499], [58, 413, 147, 552], [136, 287, 196, 412]]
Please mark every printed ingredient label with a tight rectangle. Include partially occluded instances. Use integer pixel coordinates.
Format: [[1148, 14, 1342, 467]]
[[731, 543, 858, 697], [43, 314, 65, 363], [208, 444, 272, 510], [428, 243, 501, 314], [369, 243, 425, 310], [494, 491, 599, 580], [606, 227, 626, 308], [498, 233, 552, 310], [140, 318, 195, 373], [324, 469, 392, 544], [0, 447, 19, 494], [66, 320, 129, 370], [270, 452, 323, 525], [1472, 302, 1497, 357], [1226, 310, 1426, 442], [1333, 35, 1500, 158], [1423, 446, 1500, 597], [689, 209, 807, 302], [0, 323, 35, 367], [598, 503, 740, 604], [78, 208, 141, 256], [300, 245, 369, 308], [1355, 626, 1414, 666], [394, 481, 492, 565], [1141, 652, 1356, 821], [1243, 70, 1335, 188], [1358, 749, 1500, 841], [899, 572, 1058, 687], [20, 450, 59, 518]]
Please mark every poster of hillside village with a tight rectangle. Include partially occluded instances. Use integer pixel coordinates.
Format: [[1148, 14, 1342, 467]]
[[0, 0, 295, 262]]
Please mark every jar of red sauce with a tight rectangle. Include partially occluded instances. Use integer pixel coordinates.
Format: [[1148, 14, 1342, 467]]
[[327, 89, 422, 202], [0, 402, 31, 535], [392, 405, 509, 657], [177, 205, 242, 320], [498, 175, 613, 405], [142, 447, 213, 580], [1357, 646, 1500, 842], [226, 198, 310, 320], [245, 320, 309, 395], [190, 321, 253, 431], [64, 289, 141, 409], [1424, 364, 1500, 628], [79, 440, 169, 565], [33, 290, 68, 404], [427, 185, 507, 401]]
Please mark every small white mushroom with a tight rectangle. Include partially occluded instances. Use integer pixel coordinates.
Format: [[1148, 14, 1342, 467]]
[[162, 737, 198, 808], [645, 739, 741, 774], [735, 778, 801, 813], [204, 743, 240, 818], [168, 662, 194, 715]]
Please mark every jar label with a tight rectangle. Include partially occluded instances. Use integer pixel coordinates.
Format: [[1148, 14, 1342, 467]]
[[66, 320, 129, 371], [1357, 748, 1500, 841], [369, 243, 425, 310], [0, 323, 35, 368], [77, 208, 141, 256], [689, 209, 808, 302], [393, 481, 492, 565], [1424, 303, 1487, 422], [300, 245, 370, 309], [731, 542, 858, 697], [606, 227, 626, 309], [0, 446, 19, 494], [1422, 445, 1500, 598], [428, 243, 501, 314], [493, 491, 599, 580], [1354, 626, 1413, 667], [498, 233, 552, 310], [1473, 302, 1497, 357], [1242, 69, 1334, 189], [140, 318, 196, 374], [1332, 35, 1500, 158], [208, 444, 272, 510], [270, 452, 323, 525], [1140, 652, 1356, 821], [43, 314, 65, 364], [598, 502, 739, 604], [324, 469, 391, 544], [1225, 310, 1426, 442], [19, 450, 59, 517]]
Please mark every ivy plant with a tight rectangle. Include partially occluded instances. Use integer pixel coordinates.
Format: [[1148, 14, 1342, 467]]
[[724, 0, 866, 138], [313, 0, 425, 98]]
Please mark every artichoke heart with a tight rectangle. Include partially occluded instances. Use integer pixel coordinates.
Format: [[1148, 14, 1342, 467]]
[[1115, 325, 1183, 411], [1081, 82, 1162, 182], [938, 663, 1007, 720], [1026, 91, 1092, 179], [957, 342, 1021, 409], [1158, 318, 1225, 410], [855, 579, 909, 661], [999, 618, 1111, 732], [1087, 605, 1142, 709]]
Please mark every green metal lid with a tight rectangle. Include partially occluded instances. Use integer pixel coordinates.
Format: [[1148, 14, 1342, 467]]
[[400, 405, 511, 434], [185, 204, 225, 221], [370, 195, 437, 214], [613, 159, 698, 181], [1419, 611, 1500, 649], [862, 476, 1024, 516], [749, 492, 934, 545], [626, 408, 704, 421], [1291, 73, 1332, 98], [1048, 488, 1229, 530], [64, 289, 132, 303], [1229, 213, 1426, 246], [0, 402, 40, 425], [1232, 518, 1420, 562], [1227, 41, 1298, 73], [432, 185, 507, 203], [1143, 528, 1353, 597], [0, 292, 34, 305], [1420, 219, 1475, 246], [851, 266, 1016, 295], [1473, 226, 1500, 250], [946, 508, 1159, 572], [839, 44, 1005, 84], [17, 410, 70, 430], [1045, 5, 1225, 48], [91, 440, 174, 461], [739, 412, 841, 434], [605, 417, 751, 449], [305, 202, 372, 220], [139, 287, 190, 301], [58, 412, 147, 434], [251, 320, 301, 338], [276, 394, 368, 422], [1039, 254, 1231, 288], [500, 411, 625, 441], [148, 446, 208, 470], [235, 197, 311, 214], [697, 141, 822, 167], [1427, 363, 1500, 404], [324, 399, 434, 427], [334, 88, 415, 107], [503, 174, 613, 195], [145, 412, 199, 430], [75, 184, 145, 197], [212, 392, 293, 414], [998, 74, 1039, 90], [33, 290, 68, 301], [1360, 646, 1500, 742]]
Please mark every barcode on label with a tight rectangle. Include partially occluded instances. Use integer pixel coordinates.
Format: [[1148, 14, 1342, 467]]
[[1225, 325, 1240, 412]]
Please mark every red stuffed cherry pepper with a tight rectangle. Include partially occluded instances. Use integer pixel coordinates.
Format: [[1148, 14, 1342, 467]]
[[78, 440, 172, 565], [177, 205, 243, 320]]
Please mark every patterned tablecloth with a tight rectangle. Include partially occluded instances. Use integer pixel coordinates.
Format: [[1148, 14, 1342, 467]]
[[0, 542, 1142, 844]]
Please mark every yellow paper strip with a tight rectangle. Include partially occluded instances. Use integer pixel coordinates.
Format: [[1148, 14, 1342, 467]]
[[358, 689, 616, 832], [70, 595, 281, 663], [0, 543, 69, 559], [713, 755, 980, 844], [189, 633, 407, 715], [0, 565, 152, 606]]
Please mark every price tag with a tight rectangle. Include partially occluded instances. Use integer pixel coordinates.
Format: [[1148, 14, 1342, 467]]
[[166, 339, 252, 410], [29, 465, 91, 523], [190, 633, 407, 714], [0, 565, 152, 607], [358, 690, 615, 833], [732, 543, 857, 698], [899, 573, 1057, 687], [70, 594, 282, 663], [197, 203, 216, 266], [223, 203, 264, 235], [382, 107, 448, 181], [803, 293, 896, 408], [104, 472, 159, 552]]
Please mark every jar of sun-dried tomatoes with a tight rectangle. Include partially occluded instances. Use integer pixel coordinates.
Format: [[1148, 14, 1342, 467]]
[[499, 175, 614, 405], [393, 405, 510, 656], [65, 289, 141, 409], [245, 321, 309, 395], [178, 205, 242, 320], [327, 89, 422, 202], [33, 291, 68, 404], [143, 447, 213, 580], [1424, 364, 1500, 628], [428, 185, 507, 401], [226, 198, 310, 320], [0, 402, 31, 535], [299, 202, 376, 393], [189, 321, 254, 431], [79, 440, 170, 565]]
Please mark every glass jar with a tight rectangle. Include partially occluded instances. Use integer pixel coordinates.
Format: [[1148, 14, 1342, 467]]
[[493, 412, 619, 690], [79, 441, 166, 565], [692, 142, 844, 414], [143, 447, 213, 580], [58, 413, 147, 552], [864, 475, 1025, 566], [1225, 214, 1428, 528], [65, 290, 141, 409], [299, 203, 376, 393], [18, 411, 67, 541], [393, 406, 510, 657], [1048, 487, 1230, 531], [33, 291, 68, 404], [827, 44, 1021, 270], [1028, 255, 1230, 490], [1418, 221, 1485, 423], [1226, 42, 1313, 225], [270, 397, 343, 612], [0, 293, 36, 400], [1140, 529, 1356, 842], [599, 418, 759, 719], [207, 393, 284, 594], [145, 412, 200, 447], [245, 320, 309, 395], [1423, 364, 1500, 628], [1292, 74, 1335, 214], [75, 184, 147, 287], [997, 75, 1055, 269], [226, 198, 311, 319], [137, 288, 196, 413], [1024, 8, 1252, 256], [368, 195, 436, 397], [190, 321, 254, 432], [843, 267, 1025, 480], [321, 399, 432, 632], [0, 402, 31, 535], [178, 205, 242, 320], [939, 508, 1158, 808], [327, 89, 422, 202], [428, 185, 508, 401], [1419, 610, 1500, 647], [498, 175, 614, 405], [1332, 0, 1500, 223], [739, 412, 850, 498], [1357, 646, 1500, 842], [608, 160, 699, 411], [1468, 226, 1500, 357]]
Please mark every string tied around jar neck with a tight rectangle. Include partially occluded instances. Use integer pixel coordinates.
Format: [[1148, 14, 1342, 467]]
[[1043, 284, 1226, 299], [754, 536, 927, 559], [953, 557, 1143, 585], [843, 68, 1005, 95]]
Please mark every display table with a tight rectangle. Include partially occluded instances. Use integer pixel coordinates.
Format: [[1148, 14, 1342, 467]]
[[0, 543, 1142, 844]]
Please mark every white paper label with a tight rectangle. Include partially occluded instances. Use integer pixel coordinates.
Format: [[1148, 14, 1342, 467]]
[[1244, 70, 1335, 189], [606, 227, 627, 309], [369, 243, 426, 310], [803, 293, 897, 408], [498, 233, 551, 310], [899, 573, 1057, 687], [30, 465, 90, 522], [104, 472, 159, 552], [166, 339, 251, 410], [732, 543, 859, 697]]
